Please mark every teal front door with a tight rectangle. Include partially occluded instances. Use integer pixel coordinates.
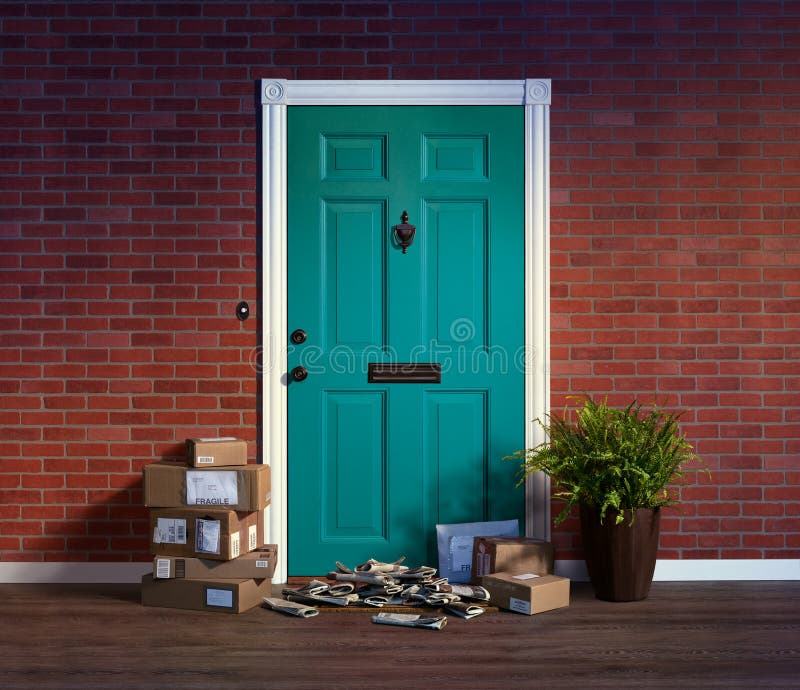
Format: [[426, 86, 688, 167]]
[[287, 106, 524, 575]]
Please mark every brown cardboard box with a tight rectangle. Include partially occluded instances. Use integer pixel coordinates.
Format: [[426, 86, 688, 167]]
[[471, 536, 555, 583], [149, 507, 263, 561], [186, 437, 247, 468], [141, 574, 271, 614], [143, 461, 270, 510], [481, 571, 570, 615], [153, 547, 278, 580]]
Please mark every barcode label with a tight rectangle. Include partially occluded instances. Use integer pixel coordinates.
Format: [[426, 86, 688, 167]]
[[197, 456, 214, 464], [155, 558, 171, 579], [255, 560, 269, 568], [155, 518, 187, 545]]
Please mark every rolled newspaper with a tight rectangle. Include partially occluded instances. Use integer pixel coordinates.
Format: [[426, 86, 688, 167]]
[[262, 597, 319, 618], [444, 602, 485, 619], [372, 612, 447, 630]]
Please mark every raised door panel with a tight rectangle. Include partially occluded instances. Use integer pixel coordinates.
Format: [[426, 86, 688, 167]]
[[322, 200, 386, 351], [321, 391, 387, 539], [423, 200, 488, 349], [424, 390, 488, 526]]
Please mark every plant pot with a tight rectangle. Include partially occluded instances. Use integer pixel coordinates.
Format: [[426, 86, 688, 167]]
[[579, 504, 661, 602]]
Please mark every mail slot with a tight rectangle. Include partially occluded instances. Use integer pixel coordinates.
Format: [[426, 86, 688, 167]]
[[368, 363, 441, 384]]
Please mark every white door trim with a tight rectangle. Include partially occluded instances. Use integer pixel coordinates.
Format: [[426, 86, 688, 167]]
[[260, 79, 551, 583]]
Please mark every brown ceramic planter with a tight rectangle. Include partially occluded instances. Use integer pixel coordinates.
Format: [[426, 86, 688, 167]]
[[579, 504, 661, 602]]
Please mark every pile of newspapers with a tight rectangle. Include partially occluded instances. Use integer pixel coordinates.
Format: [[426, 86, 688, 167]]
[[263, 557, 491, 630]]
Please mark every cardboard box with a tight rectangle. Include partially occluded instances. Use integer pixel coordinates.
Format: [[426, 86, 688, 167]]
[[186, 437, 248, 468], [153, 547, 278, 580], [149, 507, 265, 561], [471, 536, 555, 583], [143, 461, 270, 511], [481, 572, 570, 616], [141, 574, 272, 614]]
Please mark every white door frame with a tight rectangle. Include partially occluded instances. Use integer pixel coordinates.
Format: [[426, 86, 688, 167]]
[[259, 79, 551, 583]]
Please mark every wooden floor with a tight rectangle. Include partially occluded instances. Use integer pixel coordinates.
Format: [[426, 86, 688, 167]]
[[1, 581, 799, 689]]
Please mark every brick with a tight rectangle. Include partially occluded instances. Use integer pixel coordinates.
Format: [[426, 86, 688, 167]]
[[1, 1, 798, 565]]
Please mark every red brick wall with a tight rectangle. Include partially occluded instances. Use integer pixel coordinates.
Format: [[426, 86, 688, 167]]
[[1, 0, 798, 563]]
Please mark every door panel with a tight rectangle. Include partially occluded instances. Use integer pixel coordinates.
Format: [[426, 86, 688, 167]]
[[323, 134, 387, 180], [424, 199, 487, 347], [288, 106, 524, 575], [322, 391, 386, 537], [424, 390, 488, 525], [322, 200, 386, 349], [423, 135, 487, 180]]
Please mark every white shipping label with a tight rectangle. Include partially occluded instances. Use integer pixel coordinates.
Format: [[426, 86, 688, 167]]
[[230, 532, 240, 559], [195, 519, 221, 554], [509, 597, 532, 615], [248, 525, 257, 552], [206, 588, 234, 608], [154, 518, 187, 545], [155, 558, 171, 579], [255, 560, 269, 568], [186, 470, 238, 506], [513, 573, 541, 580], [196, 456, 215, 464], [476, 552, 492, 577], [448, 535, 475, 577]]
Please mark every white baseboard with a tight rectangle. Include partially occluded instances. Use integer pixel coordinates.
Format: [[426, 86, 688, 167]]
[[555, 558, 800, 582], [0, 562, 152, 583], [652, 558, 800, 581], [0, 559, 797, 583]]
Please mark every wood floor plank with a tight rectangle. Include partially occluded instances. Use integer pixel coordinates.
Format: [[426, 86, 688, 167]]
[[0, 581, 798, 689]]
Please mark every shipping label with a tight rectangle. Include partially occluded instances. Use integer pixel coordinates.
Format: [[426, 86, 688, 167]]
[[476, 552, 491, 577], [206, 588, 234, 608], [154, 518, 187, 545], [248, 525, 257, 552], [195, 518, 221, 555], [196, 456, 215, 465], [448, 535, 475, 577], [509, 597, 532, 615], [231, 532, 240, 559], [186, 470, 238, 506]]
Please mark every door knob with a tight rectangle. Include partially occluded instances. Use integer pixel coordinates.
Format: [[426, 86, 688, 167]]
[[291, 366, 308, 382], [290, 329, 307, 345]]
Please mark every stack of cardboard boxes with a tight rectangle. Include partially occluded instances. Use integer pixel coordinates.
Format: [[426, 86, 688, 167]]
[[140, 438, 277, 614], [472, 536, 571, 616]]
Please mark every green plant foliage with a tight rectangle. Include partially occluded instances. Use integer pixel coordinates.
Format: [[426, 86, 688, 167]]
[[509, 396, 703, 526]]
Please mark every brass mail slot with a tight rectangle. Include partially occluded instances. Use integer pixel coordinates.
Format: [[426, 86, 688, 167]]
[[367, 363, 441, 384]]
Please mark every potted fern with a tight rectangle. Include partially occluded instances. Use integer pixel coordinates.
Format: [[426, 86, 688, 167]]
[[511, 396, 701, 601]]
